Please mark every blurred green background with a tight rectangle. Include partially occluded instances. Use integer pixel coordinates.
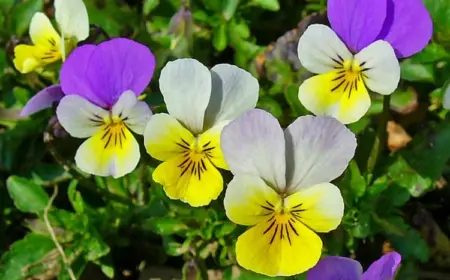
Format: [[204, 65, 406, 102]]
[[2, 0, 450, 279]]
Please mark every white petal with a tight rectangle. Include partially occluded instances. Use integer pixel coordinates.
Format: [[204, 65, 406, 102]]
[[354, 40, 400, 95], [297, 24, 353, 74], [284, 115, 356, 192], [159, 58, 212, 134], [111, 91, 152, 135], [203, 64, 259, 129], [221, 109, 286, 192], [54, 0, 89, 41], [56, 95, 108, 138]]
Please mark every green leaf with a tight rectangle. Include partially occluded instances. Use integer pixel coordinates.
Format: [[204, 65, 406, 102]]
[[284, 84, 308, 117], [214, 221, 236, 238], [143, 0, 159, 15], [143, 217, 188, 235], [387, 156, 432, 197], [252, 0, 280, 11], [423, 0, 450, 46], [68, 180, 85, 213], [6, 176, 49, 213], [390, 87, 418, 114], [222, 0, 239, 20], [223, 266, 284, 279], [400, 59, 435, 83], [257, 96, 283, 120], [213, 24, 228, 51], [0, 234, 55, 280], [10, 0, 44, 35], [81, 233, 110, 261], [389, 226, 429, 262], [162, 236, 190, 256], [341, 160, 366, 203], [410, 42, 450, 63]]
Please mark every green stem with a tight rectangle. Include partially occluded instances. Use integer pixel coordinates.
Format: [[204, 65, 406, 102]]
[[366, 95, 391, 183]]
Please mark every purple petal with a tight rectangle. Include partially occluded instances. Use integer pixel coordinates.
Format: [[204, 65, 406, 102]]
[[376, 0, 433, 58], [60, 38, 156, 108], [361, 252, 402, 280], [20, 85, 64, 117], [328, 0, 387, 52], [307, 256, 363, 280]]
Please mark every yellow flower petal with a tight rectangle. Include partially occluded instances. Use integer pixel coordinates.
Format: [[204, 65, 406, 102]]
[[236, 214, 322, 276], [284, 183, 344, 233], [298, 68, 370, 124], [153, 153, 223, 207], [197, 123, 229, 170], [75, 123, 140, 178]]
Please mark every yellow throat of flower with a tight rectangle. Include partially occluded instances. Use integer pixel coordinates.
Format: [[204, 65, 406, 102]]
[[331, 58, 367, 98]]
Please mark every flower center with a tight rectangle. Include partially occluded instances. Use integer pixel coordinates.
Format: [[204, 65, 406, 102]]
[[90, 113, 128, 150], [331, 58, 368, 98], [260, 200, 305, 246], [175, 137, 216, 180]]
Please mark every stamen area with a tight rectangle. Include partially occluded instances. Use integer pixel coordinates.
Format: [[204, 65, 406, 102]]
[[331, 58, 368, 98], [174, 138, 217, 180], [260, 201, 306, 246]]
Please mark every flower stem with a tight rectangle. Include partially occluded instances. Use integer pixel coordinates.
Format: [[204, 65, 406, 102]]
[[366, 95, 391, 183]]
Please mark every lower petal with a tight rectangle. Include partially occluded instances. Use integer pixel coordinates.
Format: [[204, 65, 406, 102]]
[[198, 122, 229, 170], [152, 154, 224, 207], [13, 44, 61, 74], [236, 218, 322, 277], [298, 72, 370, 124], [75, 125, 140, 178], [284, 183, 344, 233]]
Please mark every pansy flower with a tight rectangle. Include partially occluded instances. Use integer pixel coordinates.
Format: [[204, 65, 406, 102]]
[[297, 0, 432, 124], [221, 109, 356, 276], [307, 252, 402, 280], [144, 58, 259, 207], [53, 38, 155, 178], [14, 0, 89, 73]]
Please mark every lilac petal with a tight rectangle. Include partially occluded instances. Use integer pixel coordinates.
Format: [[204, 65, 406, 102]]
[[20, 85, 64, 117], [361, 252, 402, 280], [328, 0, 387, 52], [60, 38, 156, 108], [377, 0, 433, 58], [306, 256, 363, 280]]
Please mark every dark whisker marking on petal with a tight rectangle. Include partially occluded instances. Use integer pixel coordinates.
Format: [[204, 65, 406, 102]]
[[122, 116, 129, 121], [201, 159, 207, 171], [261, 205, 273, 211], [336, 70, 346, 74], [266, 201, 274, 208], [360, 61, 367, 67], [263, 220, 276, 234], [119, 132, 123, 149], [104, 134, 112, 149], [280, 224, 284, 240], [175, 142, 190, 150], [292, 203, 302, 209], [290, 209, 306, 213], [101, 128, 111, 140], [203, 141, 211, 148], [285, 224, 292, 245], [289, 217, 296, 223], [118, 111, 123, 118], [41, 55, 55, 60], [203, 147, 215, 152], [331, 57, 342, 66], [88, 117, 103, 123], [337, 54, 344, 63], [288, 220, 299, 236], [291, 214, 302, 223], [361, 67, 370, 72], [331, 80, 345, 92], [354, 80, 358, 92], [190, 161, 196, 175], [178, 158, 190, 167], [270, 225, 279, 244], [114, 132, 118, 147], [181, 139, 190, 146], [48, 37, 56, 46], [343, 81, 350, 92], [180, 161, 192, 177], [121, 127, 127, 140], [348, 82, 353, 98], [197, 162, 202, 180], [332, 74, 345, 81], [267, 216, 275, 222]]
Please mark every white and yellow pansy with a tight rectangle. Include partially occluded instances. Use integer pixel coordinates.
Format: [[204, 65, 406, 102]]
[[14, 0, 89, 73], [221, 109, 357, 276], [144, 58, 259, 207]]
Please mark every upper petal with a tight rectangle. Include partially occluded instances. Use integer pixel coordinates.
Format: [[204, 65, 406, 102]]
[[285, 183, 344, 232], [20, 85, 64, 117], [61, 38, 156, 108], [297, 24, 353, 74], [159, 58, 212, 134], [361, 252, 402, 280], [221, 109, 286, 192], [75, 125, 140, 178], [203, 64, 259, 129], [284, 115, 356, 192], [56, 95, 108, 138], [355, 40, 400, 95], [328, 0, 387, 52], [224, 174, 281, 226], [111, 91, 152, 135], [306, 256, 363, 280], [54, 0, 89, 42], [376, 0, 433, 58]]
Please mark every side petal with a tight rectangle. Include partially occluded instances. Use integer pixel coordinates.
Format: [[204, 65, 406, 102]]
[[284, 116, 356, 191], [75, 125, 140, 178], [197, 122, 229, 170], [159, 58, 211, 134], [54, 0, 89, 42], [355, 40, 400, 95], [111, 91, 152, 135], [203, 64, 259, 129], [152, 154, 223, 207], [56, 95, 108, 138], [221, 109, 286, 192], [297, 24, 352, 74], [29, 12, 61, 48], [298, 72, 371, 124], [224, 174, 281, 226], [328, 0, 387, 52], [20, 85, 64, 117], [361, 252, 402, 280], [144, 113, 195, 161], [377, 0, 432, 58], [306, 256, 363, 280], [236, 217, 322, 276], [285, 183, 344, 232]]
